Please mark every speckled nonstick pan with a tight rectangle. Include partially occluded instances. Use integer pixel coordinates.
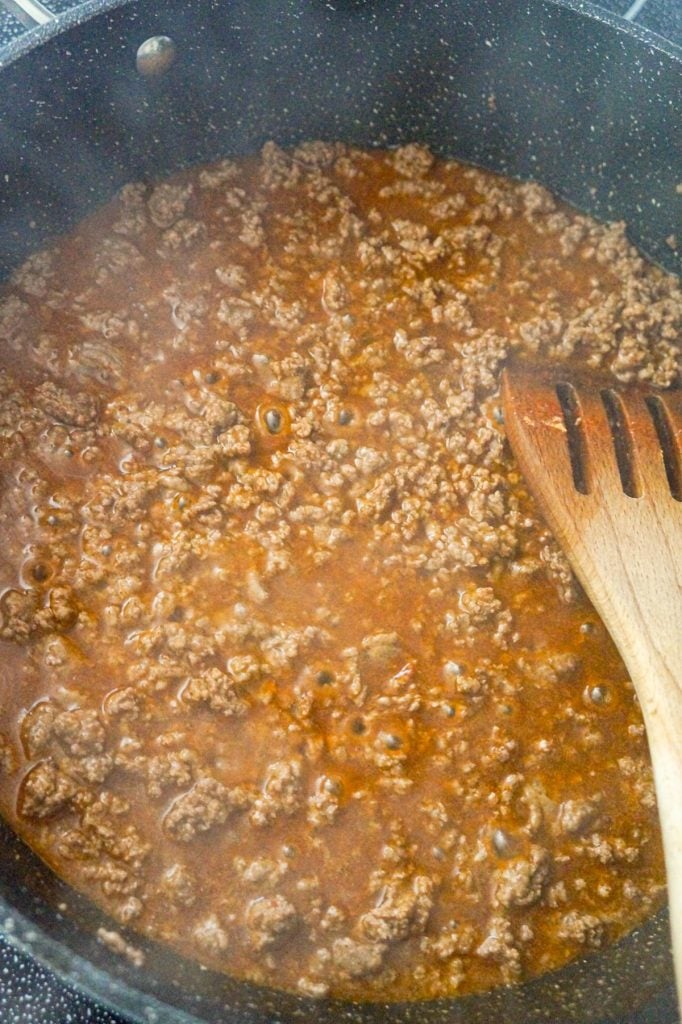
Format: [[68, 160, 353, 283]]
[[0, 1, 680, 1022]]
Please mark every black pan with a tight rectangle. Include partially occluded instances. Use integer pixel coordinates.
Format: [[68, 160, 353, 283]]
[[0, 2, 680, 1022]]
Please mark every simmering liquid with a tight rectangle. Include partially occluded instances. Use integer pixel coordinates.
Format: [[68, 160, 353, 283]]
[[0, 142, 678, 1000]]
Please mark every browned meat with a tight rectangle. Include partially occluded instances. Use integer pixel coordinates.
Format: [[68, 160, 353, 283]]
[[0, 141, 673, 1003]]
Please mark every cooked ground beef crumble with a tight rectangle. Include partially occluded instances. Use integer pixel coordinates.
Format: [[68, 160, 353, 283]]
[[0, 141, 679, 1001]]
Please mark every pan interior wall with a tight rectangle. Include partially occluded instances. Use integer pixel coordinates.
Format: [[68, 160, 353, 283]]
[[0, 0, 679, 279]]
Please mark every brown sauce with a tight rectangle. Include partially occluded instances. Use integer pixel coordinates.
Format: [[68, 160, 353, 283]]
[[0, 142, 679, 1001]]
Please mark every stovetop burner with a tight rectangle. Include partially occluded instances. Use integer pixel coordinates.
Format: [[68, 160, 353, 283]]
[[0, 1, 679, 1021]]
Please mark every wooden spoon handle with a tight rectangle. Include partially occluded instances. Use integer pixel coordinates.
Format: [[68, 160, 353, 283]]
[[562, 536, 682, 1012], [568, 536, 682, 1011], [501, 368, 682, 1011], [626, 648, 682, 1008]]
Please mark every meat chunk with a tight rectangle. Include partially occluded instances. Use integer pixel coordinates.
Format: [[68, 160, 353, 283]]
[[21, 700, 59, 757], [0, 733, 18, 774], [145, 750, 196, 798], [355, 474, 395, 521], [540, 542, 579, 604], [193, 914, 228, 955], [226, 655, 261, 684], [458, 586, 502, 625], [96, 927, 145, 967], [331, 937, 387, 979], [202, 394, 241, 433], [34, 380, 98, 426], [113, 182, 148, 237], [38, 586, 79, 631], [158, 218, 206, 255], [235, 856, 288, 885], [360, 632, 401, 663], [392, 143, 434, 178], [96, 237, 144, 278], [307, 774, 342, 828], [557, 910, 605, 948], [476, 915, 522, 977], [531, 651, 581, 685], [555, 796, 602, 837], [103, 687, 143, 721], [183, 668, 248, 716], [246, 894, 297, 950], [0, 588, 38, 643], [159, 863, 197, 907], [216, 424, 252, 458], [360, 875, 434, 943], [18, 760, 77, 819], [11, 250, 55, 298], [492, 846, 551, 909], [393, 330, 445, 367], [53, 709, 106, 757], [250, 759, 302, 826], [148, 183, 193, 228], [163, 777, 236, 841], [354, 446, 387, 475]]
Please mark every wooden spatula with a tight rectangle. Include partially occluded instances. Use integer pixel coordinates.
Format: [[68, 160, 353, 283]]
[[502, 365, 682, 1012]]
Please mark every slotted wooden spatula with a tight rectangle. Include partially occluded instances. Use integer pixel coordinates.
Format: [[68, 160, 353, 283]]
[[502, 365, 682, 1012]]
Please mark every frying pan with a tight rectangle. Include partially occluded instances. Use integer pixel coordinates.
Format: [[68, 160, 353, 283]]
[[0, 1, 680, 1022]]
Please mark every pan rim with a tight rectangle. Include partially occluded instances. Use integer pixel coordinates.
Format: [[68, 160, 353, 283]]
[[0, 0, 681, 71], [0, 0, 678, 1021]]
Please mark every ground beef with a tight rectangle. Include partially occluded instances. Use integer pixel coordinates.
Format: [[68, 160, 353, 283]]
[[193, 914, 229, 955], [148, 183, 193, 229], [0, 588, 38, 643], [104, 687, 143, 720], [360, 876, 434, 943], [0, 141, 672, 1003], [159, 863, 197, 907], [475, 916, 522, 980], [250, 759, 302, 827], [492, 847, 551, 909], [331, 937, 387, 979], [183, 668, 248, 716], [53, 709, 106, 757], [235, 856, 289, 886], [246, 894, 298, 950], [34, 380, 99, 427], [21, 700, 59, 757], [555, 797, 603, 836], [557, 911, 606, 948], [0, 734, 17, 775], [144, 750, 196, 798], [163, 777, 237, 841], [307, 774, 342, 828], [18, 760, 77, 819]]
